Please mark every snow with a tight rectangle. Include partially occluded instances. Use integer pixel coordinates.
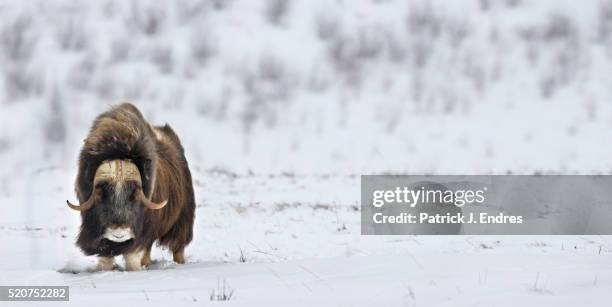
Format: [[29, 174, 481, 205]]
[[5, 253, 611, 306], [1, 0, 612, 305], [1, 170, 611, 305]]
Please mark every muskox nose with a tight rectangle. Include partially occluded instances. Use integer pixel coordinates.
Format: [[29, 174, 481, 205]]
[[103, 226, 134, 242]]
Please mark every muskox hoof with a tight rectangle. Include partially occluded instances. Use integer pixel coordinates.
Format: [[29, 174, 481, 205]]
[[125, 265, 142, 272], [88, 257, 116, 272], [173, 250, 185, 264], [124, 250, 144, 271], [141, 246, 153, 267], [141, 255, 151, 267]]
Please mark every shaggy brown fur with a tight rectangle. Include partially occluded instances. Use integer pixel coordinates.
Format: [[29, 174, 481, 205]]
[[71, 103, 195, 268]]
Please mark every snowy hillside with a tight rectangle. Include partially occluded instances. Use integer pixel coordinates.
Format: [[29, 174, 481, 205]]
[[2, 0, 612, 177], [1, 0, 612, 306]]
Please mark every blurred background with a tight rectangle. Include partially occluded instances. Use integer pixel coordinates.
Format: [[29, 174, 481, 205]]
[[2, 0, 612, 186]]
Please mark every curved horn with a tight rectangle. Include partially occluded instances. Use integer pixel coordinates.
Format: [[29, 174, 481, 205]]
[[66, 190, 98, 211], [136, 189, 168, 210]]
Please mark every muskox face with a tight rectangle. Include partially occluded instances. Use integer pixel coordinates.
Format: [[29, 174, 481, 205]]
[[67, 160, 167, 242], [93, 181, 143, 242]]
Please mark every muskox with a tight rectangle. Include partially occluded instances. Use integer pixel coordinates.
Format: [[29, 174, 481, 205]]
[[67, 103, 195, 271]]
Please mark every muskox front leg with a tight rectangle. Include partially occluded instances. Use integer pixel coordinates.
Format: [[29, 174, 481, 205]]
[[123, 250, 144, 271], [173, 248, 185, 264], [141, 243, 154, 267], [88, 256, 115, 272]]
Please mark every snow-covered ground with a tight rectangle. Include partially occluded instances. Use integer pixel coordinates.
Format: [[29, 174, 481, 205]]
[[1, 169, 611, 306], [5, 252, 612, 306], [1, 0, 612, 305]]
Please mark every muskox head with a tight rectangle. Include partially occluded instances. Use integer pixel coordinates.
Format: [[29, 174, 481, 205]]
[[66, 159, 167, 243]]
